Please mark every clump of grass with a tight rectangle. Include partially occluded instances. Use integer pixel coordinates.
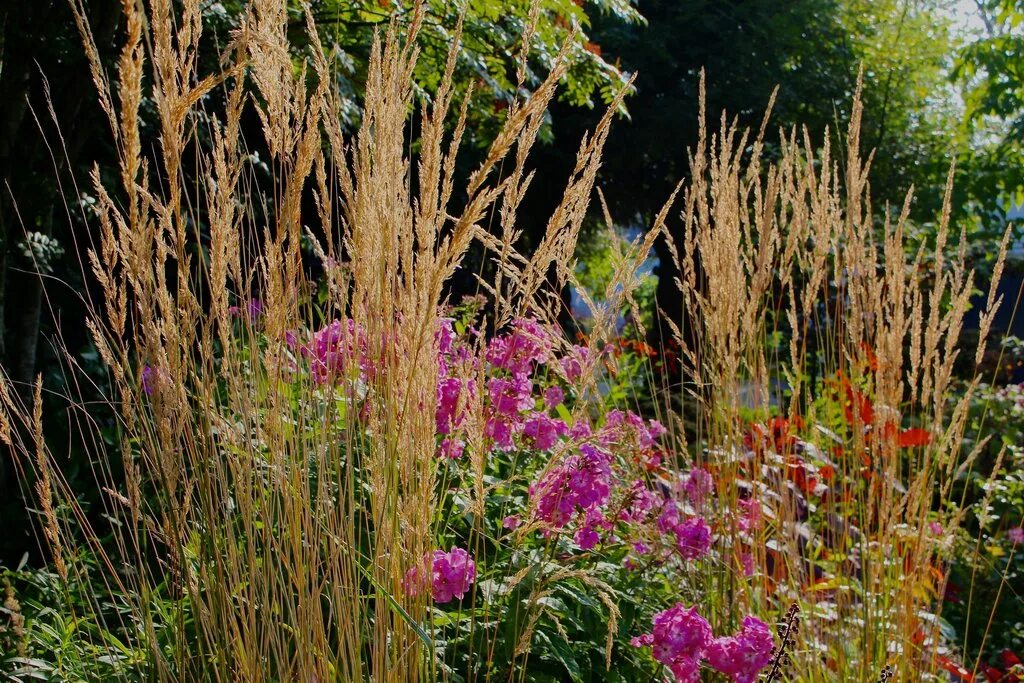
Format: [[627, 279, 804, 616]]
[[0, 0, 632, 679], [663, 73, 1010, 679]]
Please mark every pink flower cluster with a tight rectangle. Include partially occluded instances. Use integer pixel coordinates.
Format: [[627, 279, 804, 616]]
[[228, 297, 263, 322], [435, 317, 479, 458], [434, 317, 694, 558], [632, 605, 774, 683], [301, 318, 371, 384], [630, 603, 711, 682], [437, 377, 474, 436], [619, 479, 661, 524], [482, 321, 569, 451], [437, 317, 576, 457], [682, 468, 714, 508], [404, 546, 476, 604], [657, 501, 713, 561], [530, 443, 612, 528], [559, 344, 590, 381], [705, 616, 775, 683], [598, 410, 666, 451], [523, 412, 567, 450], [436, 317, 457, 358], [486, 318, 551, 376]]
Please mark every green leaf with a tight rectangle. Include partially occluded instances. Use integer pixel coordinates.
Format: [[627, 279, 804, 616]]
[[535, 630, 584, 682]]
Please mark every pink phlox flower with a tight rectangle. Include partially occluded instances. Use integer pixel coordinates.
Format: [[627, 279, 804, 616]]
[[705, 616, 774, 683], [543, 385, 565, 409], [737, 498, 762, 533], [436, 317, 457, 356], [436, 377, 471, 435], [574, 525, 600, 550], [575, 508, 612, 549], [598, 410, 666, 451], [674, 516, 713, 560], [484, 415, 517, 451], [620, 480, 659, 523], [1009, 526, 1024, 544], [488, 376, 533, 416], [437, 438, 465, 460], [430, 547, 476, 604], [502, 515, 521, 530], [646, 419, 668, 444], [530, 466, 576, 527], [630, 633, 654, 648], [567, 444, 612, 509], [522, 412, 567, 451], [599, 409, 645, 447], [568, 419, 592, 440], [635, 603, 713, 682], [668, 658, 702, 683], [486, 318, 551, 375], [530, 443, 611, 527], [683, 468, 714, 508], [559, 345, 590, 382], [657, 502, 712, 559], [437, 375, 476, 432], [657, 500, 682, 534], [303, 319, 370, 384]]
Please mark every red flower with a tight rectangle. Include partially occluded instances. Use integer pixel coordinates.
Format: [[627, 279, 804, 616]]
[[860, 341, 879, 372], [898, 427, 931, 448], [745, 415, 804, 456], [845, 387, 874, 426], [619, 338, 657, 358], [936, 654, 975, 681], [981, 665, 1005, 682], [943, 580, 962, 604], [835, 373, 875, 426], [786, 456, 820, 496]]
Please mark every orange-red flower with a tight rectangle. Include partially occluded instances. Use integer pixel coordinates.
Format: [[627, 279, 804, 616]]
[[786, 455, 820, 496], [936, 654, 975, 682], [859, 341, 880, 372], [844, 385, 875, 426], [898, 427, 931, 448], [745, 415, 803, 456]]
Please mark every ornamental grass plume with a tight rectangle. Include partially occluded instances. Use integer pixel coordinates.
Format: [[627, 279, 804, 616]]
[[0, 0, 640, 680], [661, 72, 1012, 680]]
